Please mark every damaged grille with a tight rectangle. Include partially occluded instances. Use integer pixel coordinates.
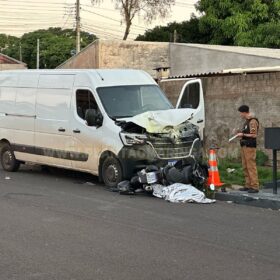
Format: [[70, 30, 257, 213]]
[[147, 137, 195, 160]]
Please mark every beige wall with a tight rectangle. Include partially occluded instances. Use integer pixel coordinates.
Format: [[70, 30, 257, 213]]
[[0, 64, 26, 70], [160, 72, 280, 161], [58, 40, 169, 78], [98, 40, 169, 77], [58, 40, 99, 69]]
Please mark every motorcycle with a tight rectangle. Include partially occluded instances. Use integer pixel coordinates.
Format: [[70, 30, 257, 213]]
[[117, 138, 209, 195]]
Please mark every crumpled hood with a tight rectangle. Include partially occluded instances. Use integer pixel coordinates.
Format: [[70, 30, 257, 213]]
[[117, 109, 195, 133]]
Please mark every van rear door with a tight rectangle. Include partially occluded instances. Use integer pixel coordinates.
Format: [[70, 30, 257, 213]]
[[176, 79, 205, 138]]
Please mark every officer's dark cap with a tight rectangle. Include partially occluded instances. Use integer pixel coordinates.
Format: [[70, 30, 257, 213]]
[[238, 105, 249, 113]]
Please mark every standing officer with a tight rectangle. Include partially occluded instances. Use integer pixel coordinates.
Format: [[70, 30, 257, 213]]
[[237, 105, 260, 193]]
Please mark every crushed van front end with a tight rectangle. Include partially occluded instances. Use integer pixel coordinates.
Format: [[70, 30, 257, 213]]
[[117, 120, 202, 179]]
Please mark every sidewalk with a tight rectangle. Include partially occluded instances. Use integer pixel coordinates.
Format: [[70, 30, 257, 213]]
[[215, 186, 280, 210]]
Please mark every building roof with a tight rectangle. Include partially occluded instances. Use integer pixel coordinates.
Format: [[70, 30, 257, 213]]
[[174, 43, 280, 60], [0, 53, 26, 65], [168, 66, 280, 79]]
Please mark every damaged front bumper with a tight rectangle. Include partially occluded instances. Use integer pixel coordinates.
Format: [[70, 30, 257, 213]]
[[118, 136, 202, 179]]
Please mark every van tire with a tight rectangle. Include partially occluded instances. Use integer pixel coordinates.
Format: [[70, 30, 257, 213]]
[[1, 144, 20, 172], [101, 156, 123, 188]]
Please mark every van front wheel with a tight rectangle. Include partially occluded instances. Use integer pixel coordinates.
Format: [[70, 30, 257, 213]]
[[1, 144, 20, 172], [102, 156, 123, 188]]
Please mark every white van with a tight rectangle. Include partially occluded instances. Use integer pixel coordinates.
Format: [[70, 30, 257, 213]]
[[0, 69, 204, 187]]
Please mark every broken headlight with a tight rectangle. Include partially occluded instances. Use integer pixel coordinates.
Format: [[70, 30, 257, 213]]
[[120, 133, 147, 146]]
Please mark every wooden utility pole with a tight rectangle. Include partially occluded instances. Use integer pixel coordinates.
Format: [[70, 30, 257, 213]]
[[76, 0, 81, 54], [36, 39, 40, 69]]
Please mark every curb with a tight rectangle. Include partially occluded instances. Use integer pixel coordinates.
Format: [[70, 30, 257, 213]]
[[215, 191, 280, 210]]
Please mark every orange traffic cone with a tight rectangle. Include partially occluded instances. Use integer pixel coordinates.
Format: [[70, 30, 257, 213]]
[[207, 149, 224, 190]]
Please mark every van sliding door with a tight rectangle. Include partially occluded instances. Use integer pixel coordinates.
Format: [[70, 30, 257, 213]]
[[34, 74, 74, 166]]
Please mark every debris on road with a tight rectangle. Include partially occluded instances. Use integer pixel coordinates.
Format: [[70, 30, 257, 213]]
[[5, 176, 11, 180], [153, 183, 215, 204], [226, 168, 236, 174], [116, 156, 215, 204]]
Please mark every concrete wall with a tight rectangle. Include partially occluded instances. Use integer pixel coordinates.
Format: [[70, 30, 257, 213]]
[[0, 64, 26, 70], [170, 44, 280, 76], [59, 40, 169, 78], [160, 72, 280, 161], [58, 40, 99, 69], [98, 40, 169, 77]]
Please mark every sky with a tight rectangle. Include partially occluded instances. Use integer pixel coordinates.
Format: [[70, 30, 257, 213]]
[[0, 0, 199, 39]]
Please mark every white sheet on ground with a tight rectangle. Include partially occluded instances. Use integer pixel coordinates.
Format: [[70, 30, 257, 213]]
[[152, 183, 216, 204]]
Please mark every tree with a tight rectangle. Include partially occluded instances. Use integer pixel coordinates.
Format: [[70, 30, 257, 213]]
[[136, 17, 210, 43], [1, 28, 97, 69], [137, 0, 280, 48], [0, 34, 20, 53], [92, 0, 175, 40], [196, 0, 280, 47]]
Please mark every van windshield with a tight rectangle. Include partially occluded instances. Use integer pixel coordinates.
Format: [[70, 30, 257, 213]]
[[97, 85, 173, 118]]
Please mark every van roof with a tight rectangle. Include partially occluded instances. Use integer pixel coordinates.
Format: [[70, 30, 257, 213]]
[[0, 69, 156, 88]]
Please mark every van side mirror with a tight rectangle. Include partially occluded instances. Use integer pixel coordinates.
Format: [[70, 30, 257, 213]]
[[85, 109, 103, 127]]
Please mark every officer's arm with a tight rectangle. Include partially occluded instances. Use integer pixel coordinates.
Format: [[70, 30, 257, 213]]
[[243, 120, 258, 138]]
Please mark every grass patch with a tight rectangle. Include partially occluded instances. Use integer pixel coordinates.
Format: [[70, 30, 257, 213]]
[[218, 158, 280, 187]]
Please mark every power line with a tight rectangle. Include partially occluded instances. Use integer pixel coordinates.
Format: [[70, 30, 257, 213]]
[[81, 26, 119, 40], [0, 0, 73, 5], [81, 7, 147, 30], [0, 23, 65, 27], [62, 12, 75, 29], [0, 16, 67, 20], [82, 21, 139, 36], [81, 3, 117, 12], [1, 4, 71, 9]]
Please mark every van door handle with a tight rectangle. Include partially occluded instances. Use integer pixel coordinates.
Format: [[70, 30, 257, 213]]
[[197, 119, 204, 124], [58, 128, 66, 132], [73, 129, 81, 133]]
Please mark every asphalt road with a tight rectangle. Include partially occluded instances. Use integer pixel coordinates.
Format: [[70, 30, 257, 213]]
[[0, 164, 280, 280]]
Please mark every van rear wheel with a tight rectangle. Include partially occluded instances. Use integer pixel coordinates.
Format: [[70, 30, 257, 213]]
[[1, 144, 20, 172], [102, 156, 123, 188]]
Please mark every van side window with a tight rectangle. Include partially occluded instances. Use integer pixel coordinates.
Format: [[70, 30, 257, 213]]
[[179, 82, 200, 109], [76, 90, 97, 120]]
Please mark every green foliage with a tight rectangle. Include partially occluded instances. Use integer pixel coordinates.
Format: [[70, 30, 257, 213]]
[[256, 150, 269, 166], [218, 154, 280, 187], [137, 0, 280, 48], [219, 159, 245, 186], [0, 34, 19, 51], [196, 0, 280, 47], [136, 17, 210, 43], [0, 28, 97, 69]]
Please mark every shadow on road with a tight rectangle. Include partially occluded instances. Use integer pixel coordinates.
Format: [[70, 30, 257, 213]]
[[4, 163, 100, 185]]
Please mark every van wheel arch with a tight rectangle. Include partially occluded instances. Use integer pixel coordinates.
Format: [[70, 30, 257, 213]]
[[99, 151, 123, 188], [0, 139, 11, 153], [0, 139, 10, 146], [0, 141, 21, 172]]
